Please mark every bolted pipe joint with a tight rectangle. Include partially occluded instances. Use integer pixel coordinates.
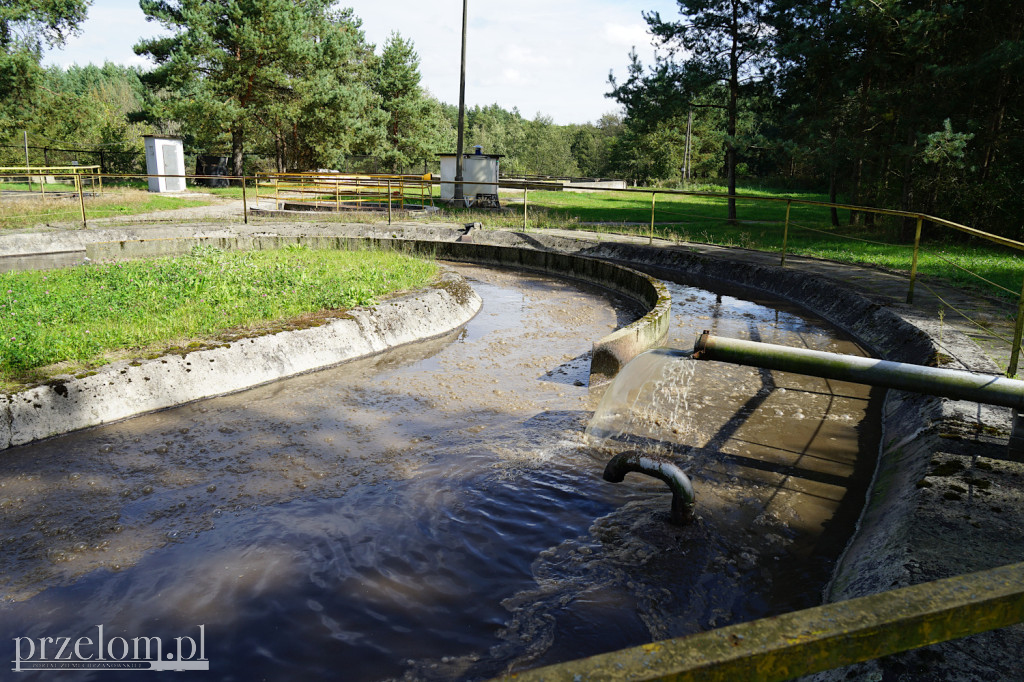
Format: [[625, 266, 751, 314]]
[[603, 452, 695, 525]]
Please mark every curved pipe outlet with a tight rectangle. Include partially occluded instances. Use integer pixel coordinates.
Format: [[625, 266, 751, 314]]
[[603, 452, 695, 526]]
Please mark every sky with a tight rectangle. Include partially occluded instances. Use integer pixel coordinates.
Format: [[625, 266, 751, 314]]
[[41, 0, 684, 125]]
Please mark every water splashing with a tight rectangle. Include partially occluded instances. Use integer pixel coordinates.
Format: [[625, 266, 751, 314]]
[[586, 348, 698, 456]]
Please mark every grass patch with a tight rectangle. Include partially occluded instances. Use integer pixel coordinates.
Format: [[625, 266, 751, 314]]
[[0, 245, 438, 390], [0, 187, 212, 230], [0, 181, 85, 193], [417, 184, 1021, 301]]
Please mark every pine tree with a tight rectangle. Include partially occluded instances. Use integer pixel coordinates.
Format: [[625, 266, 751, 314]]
[[373, 33, 437, 173], [0, 0, 89, 137], [609, 1, 776, 218], [135, 0, 381, 174]]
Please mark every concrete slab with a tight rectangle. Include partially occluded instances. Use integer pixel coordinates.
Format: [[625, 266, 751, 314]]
[[0, 271, 481, 451]]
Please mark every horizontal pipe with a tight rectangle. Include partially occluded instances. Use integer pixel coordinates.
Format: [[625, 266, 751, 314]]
[[692, 331, 1024, 410]]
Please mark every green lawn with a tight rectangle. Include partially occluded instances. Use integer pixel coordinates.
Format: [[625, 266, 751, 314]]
[[0, 181, 90, 193], [6, 175, 1016, 302], [0, 245, 438, 390], [428, 185, 1022, 301]]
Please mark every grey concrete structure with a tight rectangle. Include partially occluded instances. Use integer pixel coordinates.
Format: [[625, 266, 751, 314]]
[[2, 218, 1018, 678], [84, 235, 672, 386], [0, 271, 481, 451]]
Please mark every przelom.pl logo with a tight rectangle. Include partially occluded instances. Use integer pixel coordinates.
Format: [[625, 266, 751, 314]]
[[12, 624, 208, 672]]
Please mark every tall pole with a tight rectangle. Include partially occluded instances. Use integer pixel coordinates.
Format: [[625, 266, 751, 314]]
[[453, 0, 468, 205]]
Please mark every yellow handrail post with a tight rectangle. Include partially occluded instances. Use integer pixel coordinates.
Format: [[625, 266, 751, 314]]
[[275, 175, 279, 208], [650, 191, 656, 245], [907, 216, 924, 304], [781, 199, 792, 267], [97, 169, 102, 195], [76, 173, 87, 229], [387, 178, 392, 225], [254, 174, 260, 207], [523, 184, 528, 232], [1008, 277, 1024, 378], [241, 175, 248, 225]]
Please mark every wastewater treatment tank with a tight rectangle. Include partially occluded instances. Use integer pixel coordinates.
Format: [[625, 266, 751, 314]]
[[0, 264, 879, 679]]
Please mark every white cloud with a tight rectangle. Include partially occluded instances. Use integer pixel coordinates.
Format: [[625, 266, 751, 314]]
[[605, 22, 655, 48], [43, 0, 683, 124], [500, 68, 530, 86]]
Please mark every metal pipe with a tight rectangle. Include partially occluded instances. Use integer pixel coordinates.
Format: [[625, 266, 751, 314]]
[[453, 0, 467, 203], [1008, 275, 1024, 378], [907, 216, 923, 304], [780, 199, 791, 267], [603, 451, 695, 525], [692, 330, 1024, 410], [650, 191, 656, 245]]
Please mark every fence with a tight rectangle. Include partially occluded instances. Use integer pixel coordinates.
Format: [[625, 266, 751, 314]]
[[1, 169, 1024, 676], [509, 184, 1024, 378], [1, 170, 1021, 377], [0, 165, 102, 195], [253, 172, 434, 217], [0, 143, 144, 174]]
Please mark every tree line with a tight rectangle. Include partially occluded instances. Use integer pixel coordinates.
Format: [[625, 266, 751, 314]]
[[2, 1, 1018, 238], [0, 0, 635, 181], [608, 0, 1024, 238]]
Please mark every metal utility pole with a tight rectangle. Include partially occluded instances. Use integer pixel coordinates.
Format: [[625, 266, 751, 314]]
[[453, 0, 468, 204]]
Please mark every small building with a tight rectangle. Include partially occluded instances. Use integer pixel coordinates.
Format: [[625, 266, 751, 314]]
[[438, 148, 501, 206], [143, 136, 186, 193]]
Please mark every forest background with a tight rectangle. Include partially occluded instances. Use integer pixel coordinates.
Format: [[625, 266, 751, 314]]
[[0, 0, 1020, 238]]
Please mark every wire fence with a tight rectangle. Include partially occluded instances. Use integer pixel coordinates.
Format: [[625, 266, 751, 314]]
[[2, 170, 1021, 376]]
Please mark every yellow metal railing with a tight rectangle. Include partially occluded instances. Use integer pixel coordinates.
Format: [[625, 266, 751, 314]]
[[0, 165, 102, 196], [2, 169, 1023, 677], [499, 560, 1024, 682], [1, 170, 1020, 376], [503, 183, 1024, 378], [254, 172, 434, 218]]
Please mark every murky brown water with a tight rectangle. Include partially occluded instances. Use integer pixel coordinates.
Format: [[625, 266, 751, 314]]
[[0, 264, 878, 680]]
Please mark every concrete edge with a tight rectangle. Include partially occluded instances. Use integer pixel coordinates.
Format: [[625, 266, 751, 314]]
[[10, 223, 1006, 672], [497, 234, 1013, 662], [84, 234, 673, 387], [0, 270, 482, 452]]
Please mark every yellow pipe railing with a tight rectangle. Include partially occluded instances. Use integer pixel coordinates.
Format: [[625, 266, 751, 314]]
[[2, 170, 1020, 375], [499, 561, 1024, 682]]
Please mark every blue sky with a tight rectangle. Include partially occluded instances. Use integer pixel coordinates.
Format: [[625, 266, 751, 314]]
[[42, 0, 683, 125]]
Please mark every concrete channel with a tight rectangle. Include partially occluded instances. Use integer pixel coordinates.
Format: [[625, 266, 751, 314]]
[[0, 221, 1019, 679]]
